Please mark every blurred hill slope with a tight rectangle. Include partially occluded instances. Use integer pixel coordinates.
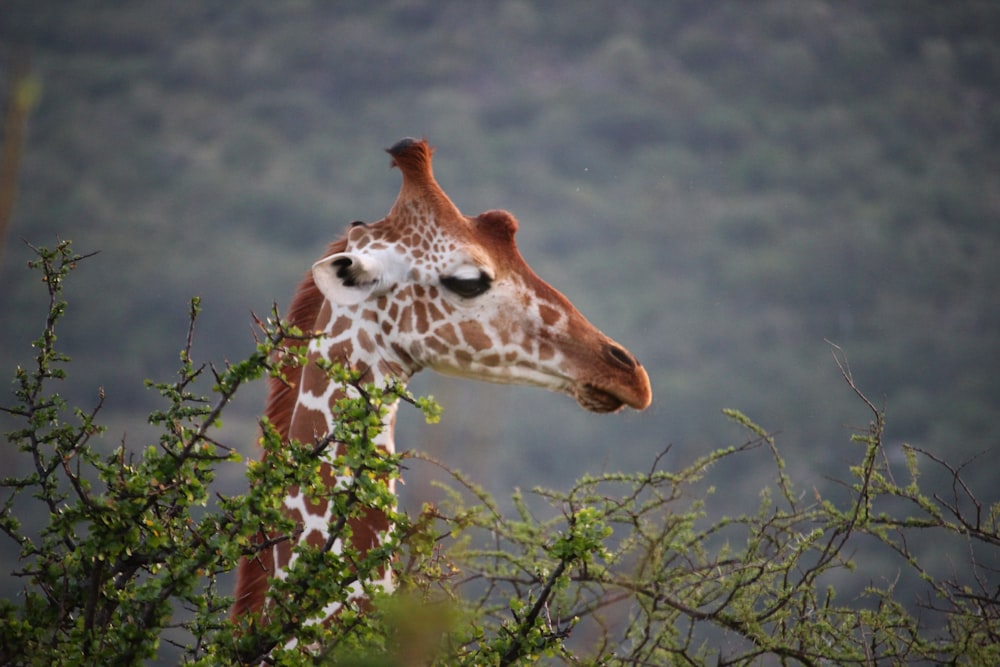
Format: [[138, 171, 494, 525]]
[[0, 0, 997, 530]]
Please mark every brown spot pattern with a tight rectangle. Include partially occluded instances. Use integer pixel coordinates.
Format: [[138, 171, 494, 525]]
[[356, 328, 375, 354], [413, 301, 429, 334], [539, 303, 562, 327], [435, 323, 459, 346], [305, 529, 326, 549], [330, 315, 352, 339], [460, 320, 492, 351]]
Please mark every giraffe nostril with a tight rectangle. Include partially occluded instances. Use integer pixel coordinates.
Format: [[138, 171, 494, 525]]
[[604, 343, 637, 371]]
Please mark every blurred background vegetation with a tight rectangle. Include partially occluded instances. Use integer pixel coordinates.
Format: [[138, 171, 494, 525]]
[[2, 0, 998, 635]]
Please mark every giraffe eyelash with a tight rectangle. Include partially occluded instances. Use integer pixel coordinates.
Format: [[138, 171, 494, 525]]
[[440, 271, 493, 298]]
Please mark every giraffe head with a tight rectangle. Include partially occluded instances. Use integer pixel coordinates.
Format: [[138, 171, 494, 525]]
[[311, 138, 651, 413]]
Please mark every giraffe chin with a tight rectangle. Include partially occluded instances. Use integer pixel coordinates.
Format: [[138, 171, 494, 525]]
[[574, 384, 628, 413]]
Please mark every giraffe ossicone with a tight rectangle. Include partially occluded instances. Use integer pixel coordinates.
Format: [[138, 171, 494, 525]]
[[232, 137, 652, 635]]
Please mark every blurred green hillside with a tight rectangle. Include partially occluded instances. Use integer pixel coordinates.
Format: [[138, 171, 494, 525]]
[[2, 0, 998, 611]]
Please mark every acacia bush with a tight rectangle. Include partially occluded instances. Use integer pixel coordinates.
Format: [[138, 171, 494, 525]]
[[2, 241, 998, 666]]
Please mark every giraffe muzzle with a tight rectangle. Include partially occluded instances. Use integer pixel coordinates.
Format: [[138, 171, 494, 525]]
[[575, 384, 631, 413], [572, 344, 652, 413]]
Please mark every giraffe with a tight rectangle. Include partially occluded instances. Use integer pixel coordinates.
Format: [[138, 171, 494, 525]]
[[231, 138, 652, 636]]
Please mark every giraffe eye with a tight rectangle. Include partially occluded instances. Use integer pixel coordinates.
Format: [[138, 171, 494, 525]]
[[441, 271, 492, 298]]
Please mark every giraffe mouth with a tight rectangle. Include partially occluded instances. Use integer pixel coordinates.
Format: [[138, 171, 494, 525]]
[[574, 383, 627, 413]]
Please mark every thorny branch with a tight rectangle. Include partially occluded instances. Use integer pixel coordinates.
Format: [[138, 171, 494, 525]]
[[3, 244, 999, 666]]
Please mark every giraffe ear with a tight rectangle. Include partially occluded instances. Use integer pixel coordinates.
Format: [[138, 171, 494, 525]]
[[312, 251, 402, 305]]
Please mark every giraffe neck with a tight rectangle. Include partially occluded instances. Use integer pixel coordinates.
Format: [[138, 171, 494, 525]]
[[287, 299, 418, 453], [271, 301, 415, 625]]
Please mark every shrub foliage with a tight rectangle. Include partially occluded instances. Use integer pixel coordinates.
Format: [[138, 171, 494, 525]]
[[2, 242, 998, 665]]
